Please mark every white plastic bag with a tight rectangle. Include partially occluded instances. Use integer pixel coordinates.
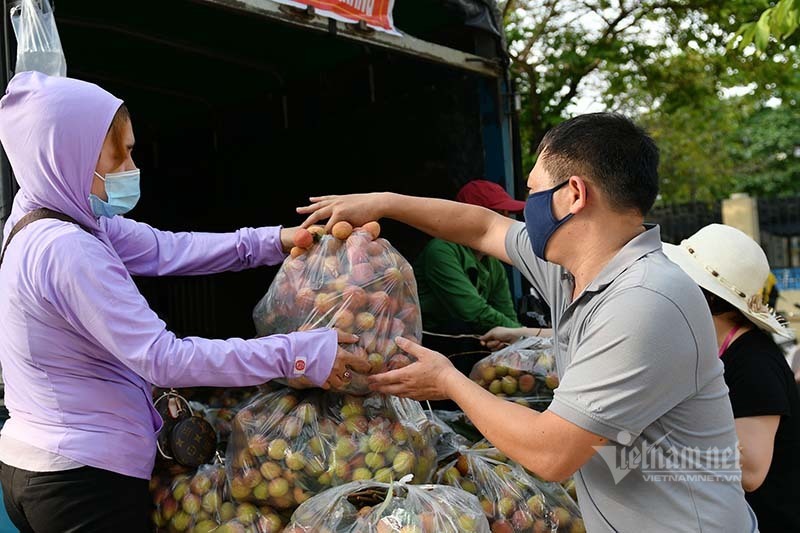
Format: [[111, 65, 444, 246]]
[[284, 477, 491, 532], [10, 0, 67, 77]]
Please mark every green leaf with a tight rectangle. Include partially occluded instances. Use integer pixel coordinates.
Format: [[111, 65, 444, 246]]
[[728, 24, 750, 50], [780, 3, 800, 38], [773, 0, 793, 24], [754, 10, 772, 51], [737, 22, 758, 50]]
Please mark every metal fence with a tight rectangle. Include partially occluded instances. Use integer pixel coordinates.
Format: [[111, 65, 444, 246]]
[[759, 196, 800, 293], [646, 196, 800, 292], [645, 201, 722, 245], [759, 196, 800, 270]]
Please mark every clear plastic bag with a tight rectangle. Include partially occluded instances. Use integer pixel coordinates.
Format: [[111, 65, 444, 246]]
[[9, 0, 67, 77], [430, 408, 484, 443], [189, 387, 262, 448], [469, 336, 557, 411], [436, 442, 584, 532], [225, 387, 437, 509], [537, 479, 583, 532], [284, 477, 491, 532], [150, 463, 286, 532], [421, 408, 474, 468], [203, 386, 261, 409], [560, 477, 578, 502], [253, 223, 421, 395], [202, 406, 239, 447]]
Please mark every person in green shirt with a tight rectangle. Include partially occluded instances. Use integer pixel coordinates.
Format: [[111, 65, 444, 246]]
[[415, 180, 525, 382], [416, 238, 521, 333]]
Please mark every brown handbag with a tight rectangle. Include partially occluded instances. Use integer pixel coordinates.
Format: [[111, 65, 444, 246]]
[[154, 389, 217, 468]]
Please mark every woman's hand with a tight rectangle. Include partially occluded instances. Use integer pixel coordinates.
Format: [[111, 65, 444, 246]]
[[480, 326, 551, 350], [480, 326, 525, 350], [322, 330, 372, 391], [296, 193, 389, 232], [367, 337, 463, 400]]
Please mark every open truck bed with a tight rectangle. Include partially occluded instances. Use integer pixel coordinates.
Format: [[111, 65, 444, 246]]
[[0, 0, 521, 340]]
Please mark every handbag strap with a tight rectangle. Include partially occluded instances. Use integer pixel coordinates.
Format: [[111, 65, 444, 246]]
[[0, 208, 90, 269]]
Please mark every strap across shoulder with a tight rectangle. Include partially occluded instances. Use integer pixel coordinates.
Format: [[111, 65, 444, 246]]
[[0, 208, 91, 268]]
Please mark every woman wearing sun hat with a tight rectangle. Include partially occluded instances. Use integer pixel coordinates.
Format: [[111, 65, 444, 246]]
[[664, 223, 800, 532]]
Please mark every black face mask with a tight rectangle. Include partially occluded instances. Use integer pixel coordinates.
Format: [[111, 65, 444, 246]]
[[524, 180, 573, 260]]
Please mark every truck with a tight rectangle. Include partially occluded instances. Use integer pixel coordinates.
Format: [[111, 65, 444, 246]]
[[1, 0, 523, 344]]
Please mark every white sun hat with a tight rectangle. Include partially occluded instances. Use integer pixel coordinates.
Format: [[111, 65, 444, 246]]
[[662, 223, 791, 338]]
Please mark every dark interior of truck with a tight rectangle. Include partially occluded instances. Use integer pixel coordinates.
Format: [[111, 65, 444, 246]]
[[41, 0, 509, 339]]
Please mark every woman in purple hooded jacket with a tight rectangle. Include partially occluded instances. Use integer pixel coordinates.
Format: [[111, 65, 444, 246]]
[[0, 72, 370, 532]]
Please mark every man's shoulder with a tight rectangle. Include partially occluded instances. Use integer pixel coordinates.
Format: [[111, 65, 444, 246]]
[[597, 250, 717, 353], [613, 250, 707, 311], [505, 221, 529, 256]]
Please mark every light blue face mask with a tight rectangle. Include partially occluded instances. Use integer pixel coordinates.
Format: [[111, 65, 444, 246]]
[[89, 169, 141, 218]]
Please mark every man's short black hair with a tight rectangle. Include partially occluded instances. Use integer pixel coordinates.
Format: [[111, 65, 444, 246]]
[[537, 112, 660, 215]]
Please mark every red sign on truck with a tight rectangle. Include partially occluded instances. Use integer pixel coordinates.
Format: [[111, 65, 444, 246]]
[[274, 0, 398, 34]]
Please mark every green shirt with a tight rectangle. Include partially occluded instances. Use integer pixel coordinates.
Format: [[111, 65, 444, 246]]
[[413, 238, 521, 333]]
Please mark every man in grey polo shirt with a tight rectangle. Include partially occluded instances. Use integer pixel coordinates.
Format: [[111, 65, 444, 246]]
[[298, 113, 755, 531]]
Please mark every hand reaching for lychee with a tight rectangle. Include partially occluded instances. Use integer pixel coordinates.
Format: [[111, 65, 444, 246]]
[[288, 221, 381, 258], [296, 193, 388, 232]]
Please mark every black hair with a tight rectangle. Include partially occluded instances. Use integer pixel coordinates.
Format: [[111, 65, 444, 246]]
[[700, 288, 752, 328], [537, 112, 660, 215]]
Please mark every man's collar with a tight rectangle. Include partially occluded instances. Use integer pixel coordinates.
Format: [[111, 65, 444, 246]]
[[583, 224, 662, 293]]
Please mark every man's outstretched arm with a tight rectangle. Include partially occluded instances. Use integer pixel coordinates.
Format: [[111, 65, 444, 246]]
[[298, 192, 515, 264]]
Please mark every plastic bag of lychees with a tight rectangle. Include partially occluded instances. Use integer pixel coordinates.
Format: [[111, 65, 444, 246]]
[[560, 477, 578, 502], [436, 443, 584, 533], [191, 388, 267, 448], [469, 336, 558, 412], [225, 386, 438, 511], [536, 478, 583, 532], [420, 408, 474, 468], [253, 221, 421, 395], [283, 477, 490, 533], [151, 463, 286, 532]]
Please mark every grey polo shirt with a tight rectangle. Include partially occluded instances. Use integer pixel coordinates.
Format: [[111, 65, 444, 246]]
[[506, 223, 754, 532]]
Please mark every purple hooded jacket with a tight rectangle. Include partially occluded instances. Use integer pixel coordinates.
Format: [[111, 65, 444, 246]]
[[0, 72, 337, 480]]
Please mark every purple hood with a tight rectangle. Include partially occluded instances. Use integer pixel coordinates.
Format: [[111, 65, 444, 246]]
[[0, 70, 123, 238]]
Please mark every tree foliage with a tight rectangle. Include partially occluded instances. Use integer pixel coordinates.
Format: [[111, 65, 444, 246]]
[[730, 101, 800, 197], [504, 0, 700, 170], [734, 0, 800, 52], [502, 0, 800, 202]]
